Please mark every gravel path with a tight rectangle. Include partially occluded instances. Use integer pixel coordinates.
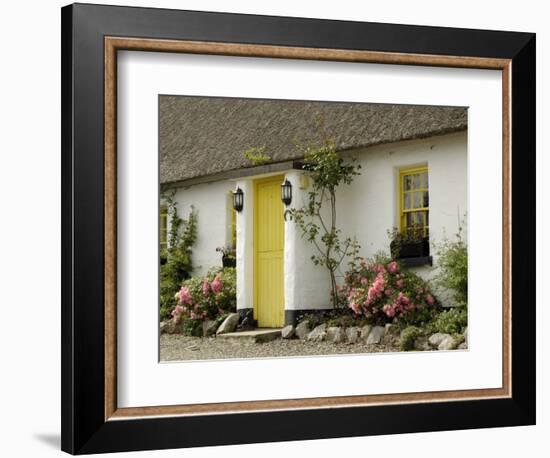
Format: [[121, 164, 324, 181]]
[[160, 334, 400, 361]]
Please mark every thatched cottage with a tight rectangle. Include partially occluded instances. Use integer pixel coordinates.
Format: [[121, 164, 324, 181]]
[[160, 96, 468, 327]]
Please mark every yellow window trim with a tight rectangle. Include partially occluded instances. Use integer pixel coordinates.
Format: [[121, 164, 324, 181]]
[[399, 165, 429, 236], [160, 203, 168, 250]]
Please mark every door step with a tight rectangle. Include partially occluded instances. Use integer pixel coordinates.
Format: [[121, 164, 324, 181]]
[[217, 328, 281, 343]]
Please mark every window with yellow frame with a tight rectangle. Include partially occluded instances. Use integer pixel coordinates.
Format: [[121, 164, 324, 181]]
[[160, 203, 168, 250], [399, 166, 429, 237]]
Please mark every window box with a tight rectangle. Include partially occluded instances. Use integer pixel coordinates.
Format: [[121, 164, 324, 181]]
[[222, 254, 237, 268], [390, 237, 430, 260]]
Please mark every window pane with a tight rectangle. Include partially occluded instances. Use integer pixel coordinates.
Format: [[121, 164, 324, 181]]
[[403, 175, 411, 191], [413, 191, 421, 208], [423, 191, 429, 207], [406, 212, 414, 226], [404, 192, 411, 209], [422, 172, 429, 188], [412, 173, 421, 189]]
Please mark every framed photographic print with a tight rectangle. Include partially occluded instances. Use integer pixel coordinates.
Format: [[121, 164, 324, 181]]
[[61, 3, 536, 454]]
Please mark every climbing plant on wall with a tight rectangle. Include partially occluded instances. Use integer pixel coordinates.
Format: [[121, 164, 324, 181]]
[[291, 138, 361, 308]]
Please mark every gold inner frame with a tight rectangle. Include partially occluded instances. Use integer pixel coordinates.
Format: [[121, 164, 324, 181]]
[[104, 37, 512, 421]]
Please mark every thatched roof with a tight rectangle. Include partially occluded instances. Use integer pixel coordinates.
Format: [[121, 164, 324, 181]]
[[160, 96, 467, 185]]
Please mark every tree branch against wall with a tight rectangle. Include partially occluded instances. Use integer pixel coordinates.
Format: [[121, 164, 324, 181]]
[[291, 139, 361, 308]]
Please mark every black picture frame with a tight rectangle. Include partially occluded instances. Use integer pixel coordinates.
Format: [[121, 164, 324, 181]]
[[61, 3, 535, 454]]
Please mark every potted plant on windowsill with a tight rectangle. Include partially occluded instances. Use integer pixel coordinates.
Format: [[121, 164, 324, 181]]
[[216, 245, 237, 268], [388, 226, 430, 259]]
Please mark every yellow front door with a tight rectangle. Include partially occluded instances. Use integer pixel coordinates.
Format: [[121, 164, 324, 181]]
[[254, 175, 285, 328]]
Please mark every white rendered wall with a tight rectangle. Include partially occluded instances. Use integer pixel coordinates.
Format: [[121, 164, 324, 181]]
[[287, 131, 468, 309], [169, 180, 235, 276], [173, 131, 467, 309], [341, 131, 467, 263]]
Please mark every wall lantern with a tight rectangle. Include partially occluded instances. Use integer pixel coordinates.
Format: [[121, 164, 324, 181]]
[[281, 179, 292, 206], [233, 187, 244, 212]]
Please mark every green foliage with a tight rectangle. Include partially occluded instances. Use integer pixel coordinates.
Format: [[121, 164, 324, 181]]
[[428, 306, 468, 335], [171, 267, 237, 324], [397, 306, 439, 329], [159, 194, 198, 319], [243, 146, 271, 165], [291, 139, 362, 308], [325, 313, 368, 328], [399, 326, 423, 351], [434, 223, 468, 306], [181, 317, 203, 337], [298, 309, 367, 329]]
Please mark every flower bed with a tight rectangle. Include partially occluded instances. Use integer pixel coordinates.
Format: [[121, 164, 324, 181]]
[[170, 267, 236, 334], [342, 256, 438, 326]]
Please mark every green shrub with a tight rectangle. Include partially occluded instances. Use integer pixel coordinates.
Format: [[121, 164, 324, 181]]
[[181, 317, 203, 337], [159, 195, 198, 320], [428, 306, 468, 335], [434, 225, 468, 306], [399, 326, 423, 351]]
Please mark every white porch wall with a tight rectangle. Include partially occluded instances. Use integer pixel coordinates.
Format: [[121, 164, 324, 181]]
[[236, 179, 254, 311], [171, 180, 235, 277], [284, 170, 332, 310]]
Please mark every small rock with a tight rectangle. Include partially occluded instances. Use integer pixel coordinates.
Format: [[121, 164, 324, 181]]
[[332, 327, 347, 344], [428, 332, 450, 348], [216, 313, 239, 335], [281, 325, 295, 339], [327, 327, 346, 343], [307, 323, 327, 342], [202, 319, 218, 337], [366, 326, 385, 345], [345, 326, 360, 344], [160, 320, 170, 334], [163, 319, 181, 335], [360, 325, 372, 341], [185, 344, 200, 351], [384, 323, 400, 344], [385, 323, 400, 337], [458, 342, 468, 350], [414, 336, 431, 351], [295, 321, 311, 340], [438, 335, 459, 350]]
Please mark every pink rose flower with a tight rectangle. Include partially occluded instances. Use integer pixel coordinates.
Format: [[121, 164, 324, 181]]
[[426, 294, 435, 306], [178, 286, 192, 304], [171, 305, 184, 322], [211, 274, 223, 293], [350, 301, 361, 314], [202, 279, 210, 295], [387, 261, 399, 274]]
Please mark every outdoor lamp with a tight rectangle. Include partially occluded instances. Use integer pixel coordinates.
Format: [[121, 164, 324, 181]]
[[233, 187, 244, 212], [281, 179, 292, 206]]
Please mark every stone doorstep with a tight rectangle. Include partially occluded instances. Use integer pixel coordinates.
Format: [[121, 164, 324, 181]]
[[216, 328, 282, 343]]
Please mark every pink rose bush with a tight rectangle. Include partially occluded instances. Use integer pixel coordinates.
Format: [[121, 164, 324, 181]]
[[343, 257, 438, 324], [170, 267, 236, 324]]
